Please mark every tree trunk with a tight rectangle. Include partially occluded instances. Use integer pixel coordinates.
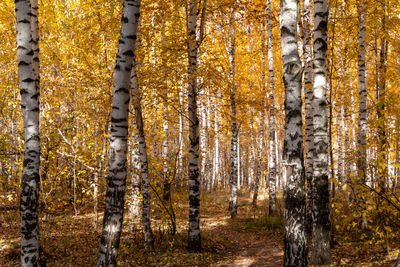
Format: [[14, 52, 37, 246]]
[[16, 0, 41, 264], [252, 18, 266, 209], [212, 93, 220, 191], [162, 61, 170, 202], [300, 0, 314, 237], [97, 1, 141, 265], [266, 0, 277, 215], [311, 0, 331, 264], [128, 123, 141, 221], [228, 5, 239, 219], [280, 0, 307, 266], [200, 87, 208, 190], [337, 53, 344, 191], [249, 109, 255, 190], [376, 1, 388, 191], [187, 0, 201, 252], [132, 67, 155, 251], [130, 21, 154, 251], [357, 1, 367, 184]]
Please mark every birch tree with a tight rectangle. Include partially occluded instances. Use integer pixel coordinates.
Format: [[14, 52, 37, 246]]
[[266, 0, 277, 215], [280, 0, 307, 265], [311, 0, 331, 264], [15, 0, 41, 265], [252, 18, 266, 209], [131, 39, 154, 251], [187, 0, 202, 252], [97, 0, 141, 265], [357, 1, 367, 184], [228, 4, 239, 219], [300, 0, 314, 235]]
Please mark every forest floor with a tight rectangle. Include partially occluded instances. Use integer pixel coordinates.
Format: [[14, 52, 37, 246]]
[[0, 189, 398, 266]]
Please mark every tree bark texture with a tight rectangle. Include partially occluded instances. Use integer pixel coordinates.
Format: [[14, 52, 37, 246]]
[[280, 0, 307, 266], [16, 0, 41, 265], [266, 0, 277, 215], [252, 19, 266, 209], [187, 0, 201, 252], [357, 1, 367, 183], [311, 0, 331, 264], [97, 1, 141, 265], [228, 5, 239, 219]]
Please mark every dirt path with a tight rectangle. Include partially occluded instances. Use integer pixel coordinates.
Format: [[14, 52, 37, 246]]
[[200, 192, 284, 267], [226, 240, 283, 267]]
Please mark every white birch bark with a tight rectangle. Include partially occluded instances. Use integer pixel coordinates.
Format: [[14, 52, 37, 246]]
[[97, 1, 141, 265], [280, 0, 307, 265], [131, 63, 154, 251], [200, 88, 207, 189], [300, 0, 314, 235], [228, 5, 239, 219], [249, 108, 255, 189], [187, 0, 201, 252], [16, 0, 41, 264], [212, 93, 220, 190], [128, 121, 141, 221], [177, 83, 184, 186], [252, 19, 266, 208], [248, 25, 255, 190], [357, 1, 367, 183], [266, 0, 277, 215], [311, 0, 331, 264]]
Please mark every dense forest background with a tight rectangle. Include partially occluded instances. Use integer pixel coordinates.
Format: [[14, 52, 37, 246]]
[[1, 0, 400, 266]]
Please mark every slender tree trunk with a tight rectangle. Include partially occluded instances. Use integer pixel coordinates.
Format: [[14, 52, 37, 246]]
[[212, 93, 220, 191], [16, 0, 41, 265], [187, 0, 201, 252], [162, 62, 170, 201], [336, 53, 344, 191], [249, 108, 255, 190], [200, 87, 208, 189], [228, 5, 239, 219], [128, 125, 141, 221], [355, 2, 369, 229], [177, 83, 184, 187], [266, 0, 277, 215], [97, 1, 141, 265], [357, 1, 367, 184], [311, 0, 331, 264], [206, 92, 212, 190], [131, 57, 154, 251], [344, 93, 351, 180], [252, 18, 266, 209], [377, 1, 388, 190], [280, 0, 307, 265], [300, 0, 314, 237]]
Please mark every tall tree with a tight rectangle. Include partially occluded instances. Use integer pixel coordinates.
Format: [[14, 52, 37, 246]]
[[376, 0, 388, 190], [186, 0, 205, 252], [280, 0, 307, 265], [300, 0, 314, 235], [357, 1, 367, 184], [15, 0, 41, 265], [356, 0, 368, 229], [266, 0, 277, 215], [161, 19, 170, 202], [228, 3, 239, 219], [252, 17, 266, 209], [131, 38, 154, 251], [97, 0, 141, 265], [311, 0, 331, 264]]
